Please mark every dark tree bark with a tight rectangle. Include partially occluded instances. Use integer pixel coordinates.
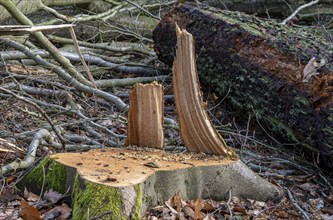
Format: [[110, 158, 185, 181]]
[[153, 3, 333, 170]]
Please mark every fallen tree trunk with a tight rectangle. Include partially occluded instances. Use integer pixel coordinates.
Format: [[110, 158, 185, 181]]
[[153, 3, 333, 170]]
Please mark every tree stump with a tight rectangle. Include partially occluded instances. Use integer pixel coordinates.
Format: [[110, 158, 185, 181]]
[[20, 149, 281, 219], [153, 3, 333, 170], [18, 20, 283, 219]]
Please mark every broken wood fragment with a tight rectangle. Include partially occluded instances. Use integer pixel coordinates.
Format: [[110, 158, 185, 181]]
[[173, 24, 236, 158], [125, 82, 164, 149]]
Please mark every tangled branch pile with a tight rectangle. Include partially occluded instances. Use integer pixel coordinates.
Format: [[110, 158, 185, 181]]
[[0, 0, 177, 175]]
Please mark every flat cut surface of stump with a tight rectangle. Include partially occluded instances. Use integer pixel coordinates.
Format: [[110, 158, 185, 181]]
[[52, 148, 233, 187]]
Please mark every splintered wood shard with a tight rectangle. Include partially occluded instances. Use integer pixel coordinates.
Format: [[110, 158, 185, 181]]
[[125, 82, 164, 149], [173, 25, 236, 158]]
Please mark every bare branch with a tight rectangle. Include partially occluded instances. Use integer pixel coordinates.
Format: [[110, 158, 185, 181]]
[[0, 86, 66, 147], [1, 129, 52, 176], [280, 0, 320, 25], [68, 26, 96, 88], [124, 0, 161, 20], [1, 38, 128, 110]]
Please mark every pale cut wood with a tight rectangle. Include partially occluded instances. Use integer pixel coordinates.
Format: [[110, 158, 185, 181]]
[[173, 25, 236, 158], [125, 82, 164, 149]]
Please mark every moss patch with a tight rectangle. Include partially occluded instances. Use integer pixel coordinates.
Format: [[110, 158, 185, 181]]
[[19, 157, 67, 194], [72, 175, 127, 220], [131, 184, 143, 220]]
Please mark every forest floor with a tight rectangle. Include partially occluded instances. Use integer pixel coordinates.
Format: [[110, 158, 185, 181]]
[[0, 83, 332, 220], [1, 0, 333, 219]]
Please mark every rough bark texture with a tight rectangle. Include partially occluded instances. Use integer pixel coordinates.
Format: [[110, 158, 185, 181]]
[[173, 25, 236, 158], [153, 3, 333, 170], [19, 149, 282, 219], [126, 82, 164, 149]]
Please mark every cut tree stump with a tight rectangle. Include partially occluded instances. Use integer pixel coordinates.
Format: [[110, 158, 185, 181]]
[[153, 3, 333, 170], [125, 82, 164, 149], [20, 148, 282, 219]]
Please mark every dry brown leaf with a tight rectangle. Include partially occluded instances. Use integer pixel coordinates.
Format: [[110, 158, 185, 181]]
[[298, 182, 320, 192], [201, 199, 218, 211], [24, 188, 40, 202], [0, 187, 19, 203], [44, 203, 71, 219], [172, 192, 183, 212], [233, 206, 247, 215], [20, 199, 41, 220], [183, 206, 195, 219], [328, 191, 333, 202], [252, 200, 266, 208], [117, 127, 127, 134], [5, 175, 16, 184], [194, 199, 205, 220], [203, 214, 216, 220], [276, 210, 289, 218], [322, 207, 333, 215], [43, 189, 63, 203], [286, 175, 310, 182], [232, 197, 240, 204]]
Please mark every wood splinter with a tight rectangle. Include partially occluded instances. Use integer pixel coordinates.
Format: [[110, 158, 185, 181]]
[[173, 24, 237, 158], [125, 82, 164, 149]]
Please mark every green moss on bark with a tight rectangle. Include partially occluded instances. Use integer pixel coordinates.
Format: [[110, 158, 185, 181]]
[[20, 157, 67, 193], [72, 175, 127, 220], [131, 184, 143, 220]]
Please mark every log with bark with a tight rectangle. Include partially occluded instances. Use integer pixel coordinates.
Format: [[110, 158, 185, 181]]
[[153, 3, 333, 170]]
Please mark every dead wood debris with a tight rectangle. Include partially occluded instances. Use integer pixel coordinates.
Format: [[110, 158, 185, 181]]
[[0, 1, 332, 219]]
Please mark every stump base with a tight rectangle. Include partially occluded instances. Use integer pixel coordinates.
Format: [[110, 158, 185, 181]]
[[21, 148, 282, 219]]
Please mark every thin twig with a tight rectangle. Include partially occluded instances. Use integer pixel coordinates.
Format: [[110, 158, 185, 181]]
[[280, 0, 320, 25], [124, 0, 161, 20], [68, 26, 96, 88], [90, 210, 113, 220], [226, 190, 233, 220], [14, 152, 47, 185], [0, 87, 66, 148], [287, 189, 310, 220]]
